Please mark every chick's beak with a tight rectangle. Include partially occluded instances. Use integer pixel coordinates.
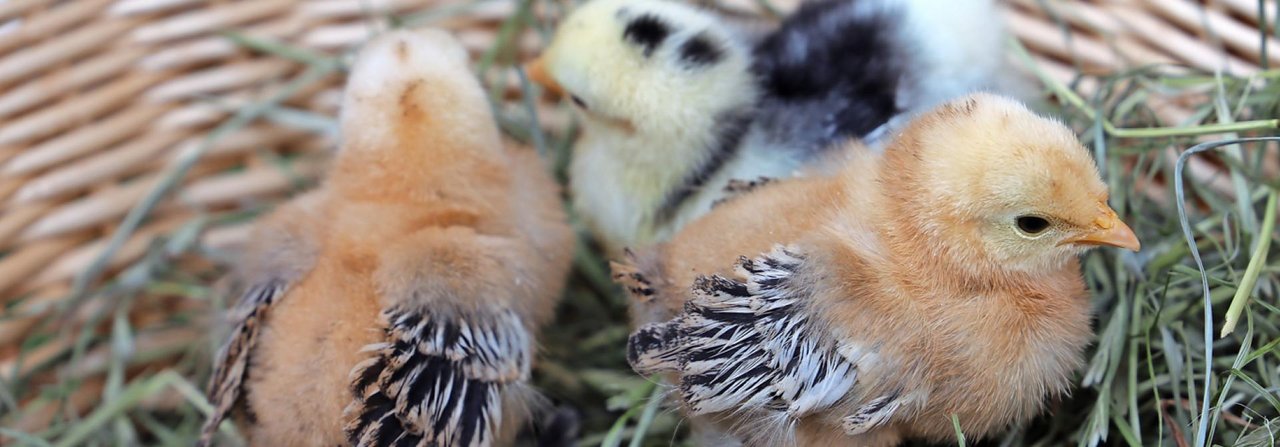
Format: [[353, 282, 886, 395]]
[[523, 56, 564, 97], [1063, 205, 1141, 251]]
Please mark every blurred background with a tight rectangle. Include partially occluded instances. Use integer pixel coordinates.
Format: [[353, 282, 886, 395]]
[[0, 0, 1277, 445]]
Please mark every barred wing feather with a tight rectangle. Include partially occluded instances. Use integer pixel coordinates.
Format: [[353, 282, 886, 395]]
[[198, 280, 288, 447], [345, 306, 531, 447], [628, 246, 909, 440], [627, 247, 857, 419]]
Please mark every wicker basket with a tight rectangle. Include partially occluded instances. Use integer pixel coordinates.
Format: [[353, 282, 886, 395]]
[[0, 0, 1275, 438]]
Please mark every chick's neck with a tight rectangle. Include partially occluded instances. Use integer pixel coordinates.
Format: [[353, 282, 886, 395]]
[[580, 106, 753, 225], [329, 142, 510, 212]]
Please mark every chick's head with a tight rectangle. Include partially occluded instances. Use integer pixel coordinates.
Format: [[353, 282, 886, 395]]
[[340, 28, 498, 157], [883, 93, 1139, 273], [334, 28, 504, 200], [527, 0, 754, 137]]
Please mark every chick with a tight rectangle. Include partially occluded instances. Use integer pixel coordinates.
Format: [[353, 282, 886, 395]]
[[619, 94, 1139, 446], [198, 29, 574, 447], [527, 0, 1026, 254]]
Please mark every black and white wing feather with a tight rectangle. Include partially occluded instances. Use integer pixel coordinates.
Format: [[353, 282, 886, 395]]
[[841, 393, 903, 435], [627, 246, 908, 440], [627, 248, 856, 421], [345, 306, 532, 447], [198, 280, 287, 447]]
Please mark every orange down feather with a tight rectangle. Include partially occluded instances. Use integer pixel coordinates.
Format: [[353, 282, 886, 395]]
[[199, 29, 574, 447]]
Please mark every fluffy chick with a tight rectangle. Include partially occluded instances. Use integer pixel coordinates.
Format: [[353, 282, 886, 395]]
[[198, 29, 574, 447], [619, 94, 1139, 446], [527, 0, 1027, 254]]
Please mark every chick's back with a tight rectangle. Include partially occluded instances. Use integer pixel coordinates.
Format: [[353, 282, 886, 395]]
[[627, 148, 879, 325]]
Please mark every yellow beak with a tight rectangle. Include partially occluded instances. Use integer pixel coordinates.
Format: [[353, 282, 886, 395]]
[[1062, 206, 1141, 251], [523, 56, 564, 97]]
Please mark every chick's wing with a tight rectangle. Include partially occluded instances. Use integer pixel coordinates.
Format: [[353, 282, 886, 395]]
[[198, 193, 323, 446], [627, 246, 902, 436], [199, 280, 289, 446], [345, 305, 530, 447], [343, 228, 544, 447]]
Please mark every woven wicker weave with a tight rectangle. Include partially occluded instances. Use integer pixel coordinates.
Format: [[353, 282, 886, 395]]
[[0, 0, 1275, 436]]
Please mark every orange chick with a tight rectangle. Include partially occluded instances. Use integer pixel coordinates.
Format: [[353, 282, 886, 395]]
[[198, 29, 574, 447], [619, 93, 1139, 446]]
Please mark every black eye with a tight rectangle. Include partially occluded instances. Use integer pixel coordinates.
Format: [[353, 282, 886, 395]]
[[570, 94, 588, 110], [1015, 216, 1051, 235]]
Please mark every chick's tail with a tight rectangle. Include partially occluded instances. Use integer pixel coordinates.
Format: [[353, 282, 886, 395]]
[[611, 248, 685, 326]]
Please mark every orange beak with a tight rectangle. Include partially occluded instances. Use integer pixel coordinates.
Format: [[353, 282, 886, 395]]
[[523, 56, 564, 97], [1062, 205, 1141, 251]]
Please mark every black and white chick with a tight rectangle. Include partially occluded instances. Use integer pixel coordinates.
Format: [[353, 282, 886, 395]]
[[527, 0, 1030, 254]]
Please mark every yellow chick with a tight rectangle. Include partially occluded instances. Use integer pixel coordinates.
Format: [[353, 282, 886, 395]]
[[529, 0, 763, 254], [527, 0, 1027, 255], [198, 29, 574, 447], [619, 94, 1139, 446]]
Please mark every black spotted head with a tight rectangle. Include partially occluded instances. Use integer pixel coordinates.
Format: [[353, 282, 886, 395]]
[[527, 0, 755, 136], [621, 12, 672, 57]]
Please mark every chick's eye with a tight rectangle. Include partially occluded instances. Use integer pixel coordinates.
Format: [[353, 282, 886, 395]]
[[1015, 215, 1051, 235], [570, 94, 588, 110]]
